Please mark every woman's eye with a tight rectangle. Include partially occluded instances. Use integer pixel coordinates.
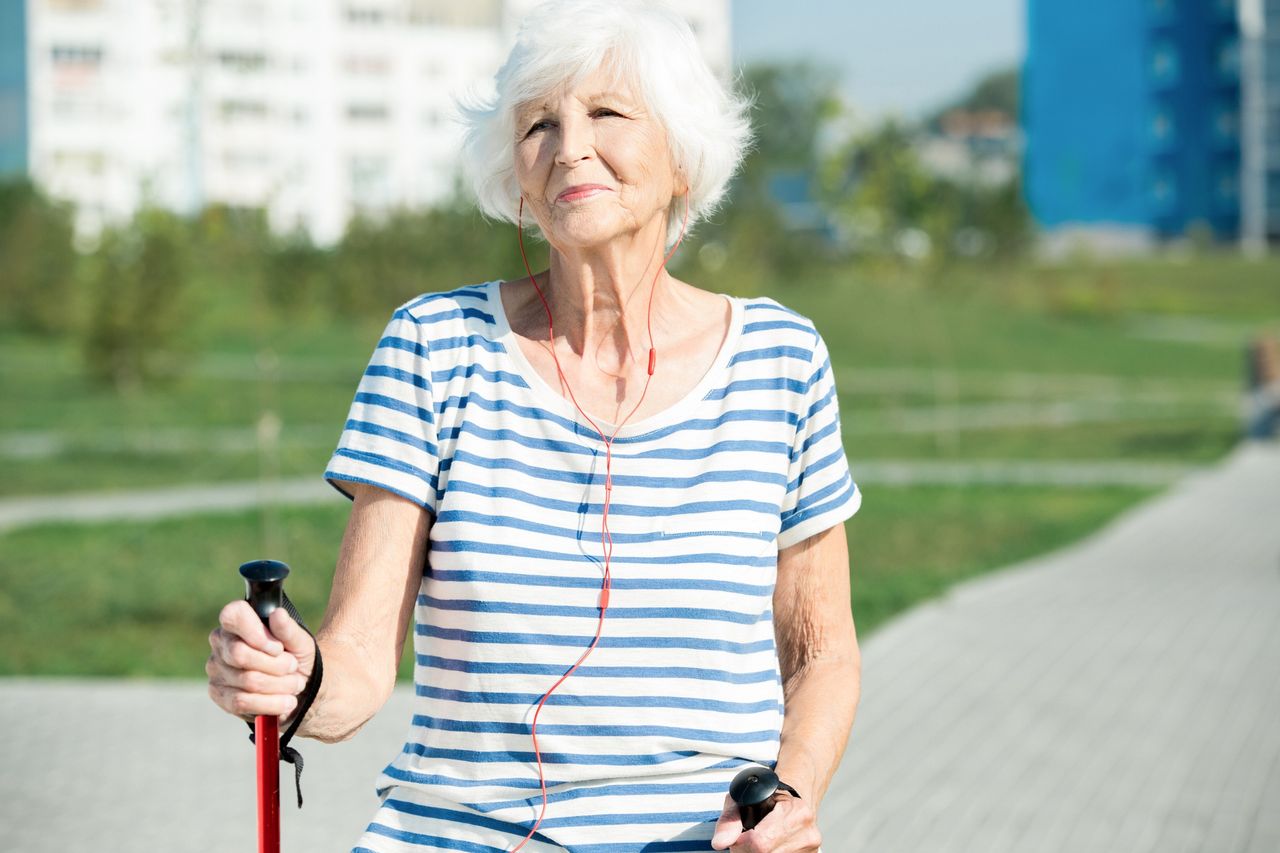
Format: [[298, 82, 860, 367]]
[[593, 108, 620, 118]]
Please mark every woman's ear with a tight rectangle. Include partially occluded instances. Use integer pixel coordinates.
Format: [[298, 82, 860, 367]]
[[673, 166, 690, 197]]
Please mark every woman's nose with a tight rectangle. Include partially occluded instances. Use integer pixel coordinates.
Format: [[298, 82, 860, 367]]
[[555, 116, 594, 166]]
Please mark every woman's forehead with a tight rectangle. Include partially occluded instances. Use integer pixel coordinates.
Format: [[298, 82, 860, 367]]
[[515, 66, 642, 116]]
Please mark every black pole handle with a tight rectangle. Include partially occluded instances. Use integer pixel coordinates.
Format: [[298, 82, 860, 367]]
[[240, 559, 290, 625], [729, 765, 800, 831]]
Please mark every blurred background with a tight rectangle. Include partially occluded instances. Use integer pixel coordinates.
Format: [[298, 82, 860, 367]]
[[0, 0, 1277, 848], [2, 0, 1276, 668], [2, 0, 1280, 845]]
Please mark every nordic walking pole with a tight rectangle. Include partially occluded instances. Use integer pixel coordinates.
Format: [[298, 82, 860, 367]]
[[729, 765, 801, 832], [240, 559, 290, 853]]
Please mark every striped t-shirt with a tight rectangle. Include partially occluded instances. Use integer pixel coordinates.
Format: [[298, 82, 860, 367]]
[[325, 279, 860, 851]]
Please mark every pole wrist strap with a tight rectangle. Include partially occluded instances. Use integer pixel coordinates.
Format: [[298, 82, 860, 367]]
[[244, 591, 324, 808]]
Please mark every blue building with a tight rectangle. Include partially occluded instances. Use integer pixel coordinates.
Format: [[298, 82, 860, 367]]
[[1023, 0, 1243, 241], [0, 0, 27, 176]]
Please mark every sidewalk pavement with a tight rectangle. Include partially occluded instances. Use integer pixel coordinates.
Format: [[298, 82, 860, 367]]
[[0, 459, 1203, 533], [821, 440, 1280, 852], [1, 442, 1277, 851]]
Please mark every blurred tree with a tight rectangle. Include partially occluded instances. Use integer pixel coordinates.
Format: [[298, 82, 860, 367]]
[[0, 178, 78, 335], [690, 62, 845, 279], [82, 207, 192, 389], [925, 66, 1020, 131], [821, 120, 937, 258], [325, 195, 545, 319], [263, 230, 330, 316], [822, 119, 1033, 266]]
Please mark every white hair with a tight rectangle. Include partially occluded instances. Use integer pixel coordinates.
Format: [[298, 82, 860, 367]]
[[456, 0, 753, 247]]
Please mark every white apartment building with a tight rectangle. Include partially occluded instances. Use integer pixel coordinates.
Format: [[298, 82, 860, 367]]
[[0, 0, 732, 246], [1240, 0, 1280, 250]]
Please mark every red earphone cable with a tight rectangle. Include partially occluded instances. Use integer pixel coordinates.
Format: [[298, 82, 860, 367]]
[[508, 194, 691, 850]]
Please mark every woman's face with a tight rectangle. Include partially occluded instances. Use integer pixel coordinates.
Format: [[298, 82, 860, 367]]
[[513, 64, 683, 251]]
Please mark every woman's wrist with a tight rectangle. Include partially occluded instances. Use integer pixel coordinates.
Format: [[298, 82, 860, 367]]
[[772, 754, 820, 804]]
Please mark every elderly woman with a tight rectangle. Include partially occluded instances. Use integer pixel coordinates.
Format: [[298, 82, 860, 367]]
[[206, 1, 861, 850]]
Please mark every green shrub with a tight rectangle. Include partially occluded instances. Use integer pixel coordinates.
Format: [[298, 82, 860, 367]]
[[81, 207, 192, 389], [0, 178, 78, 335]]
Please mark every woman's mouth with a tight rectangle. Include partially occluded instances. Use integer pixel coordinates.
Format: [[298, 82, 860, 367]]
[[556, 185, 611, 202]]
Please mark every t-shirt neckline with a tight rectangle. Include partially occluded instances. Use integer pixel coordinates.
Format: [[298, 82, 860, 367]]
[[487, 279, 743, 439]]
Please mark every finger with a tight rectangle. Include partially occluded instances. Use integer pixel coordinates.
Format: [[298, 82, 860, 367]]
[[208, 682, 299, 720], [710, 794, 743, 850], [268, 607, 316, 661], [209, 629, 299, 677], [750, 798, 822, 853], [218, 600, 283, 655], [213, 665, 310, 698]]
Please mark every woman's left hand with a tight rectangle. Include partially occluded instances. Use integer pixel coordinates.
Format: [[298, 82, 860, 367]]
[[710, 791, 823, 852]]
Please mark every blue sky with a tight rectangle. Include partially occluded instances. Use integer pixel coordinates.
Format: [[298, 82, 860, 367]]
[[731, 0, 1025, 120]]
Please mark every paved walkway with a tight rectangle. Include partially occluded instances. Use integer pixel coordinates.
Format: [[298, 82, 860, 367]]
[[1, 442, 1277, 851], [821, 440, 1280, 852], [0, 459, 1205, 533]]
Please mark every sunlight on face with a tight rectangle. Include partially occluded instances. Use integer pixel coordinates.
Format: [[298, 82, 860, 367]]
[[513, 64, 682, 252]]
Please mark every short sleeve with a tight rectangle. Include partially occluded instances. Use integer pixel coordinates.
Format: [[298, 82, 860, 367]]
[[777, 331, 861, 549], [324, 305, 441, 514]]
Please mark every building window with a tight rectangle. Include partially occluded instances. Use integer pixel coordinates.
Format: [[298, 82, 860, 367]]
[[342, 55, 391, 76], [1150, 43, 1179, 86], [1216, 41, 1240, 78], [1150, 111, 1174, 144], [345, 5, 388, 24], [1214, 107, 1238, 142], [219, 100, 268, 120], [48, 0, 103, 10], [51, 45, 104, 66], [52, 149, 106, 176], [216, 51, 267, 73], [50, 45, 104, 89], [223, 149, 271, 170], [347, 103, 389, 122], [1216, 173, 1238, 202], [405, 0, 499, 27]]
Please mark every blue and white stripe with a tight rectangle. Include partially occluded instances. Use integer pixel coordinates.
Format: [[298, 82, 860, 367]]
[[326, 280, 859, 851]]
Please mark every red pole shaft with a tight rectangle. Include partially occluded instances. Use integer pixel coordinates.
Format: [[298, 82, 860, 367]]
[[255, 714, 280, 853]]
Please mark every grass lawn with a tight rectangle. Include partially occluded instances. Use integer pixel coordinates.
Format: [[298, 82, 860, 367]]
[[0, 252, 1271, 676], [0, 482, 1155, 678], [0, 255, 1262, 496]]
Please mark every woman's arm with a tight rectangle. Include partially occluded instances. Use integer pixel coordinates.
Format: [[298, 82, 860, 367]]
[[207, 482, 429, 744], [711, 523, 859, 851], [297, 482, 430, 741], [772, 521, 861, 804]]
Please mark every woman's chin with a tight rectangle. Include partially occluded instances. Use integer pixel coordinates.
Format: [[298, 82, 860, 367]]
[[547, 227, 632, 252]]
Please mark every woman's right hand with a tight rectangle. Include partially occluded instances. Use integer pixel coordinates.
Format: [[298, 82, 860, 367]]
[[207, 601, 316, 722]]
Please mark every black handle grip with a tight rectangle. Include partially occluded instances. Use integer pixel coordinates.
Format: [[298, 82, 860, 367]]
[[240, 559, 290, 624], [729, 765, 799, 831]]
